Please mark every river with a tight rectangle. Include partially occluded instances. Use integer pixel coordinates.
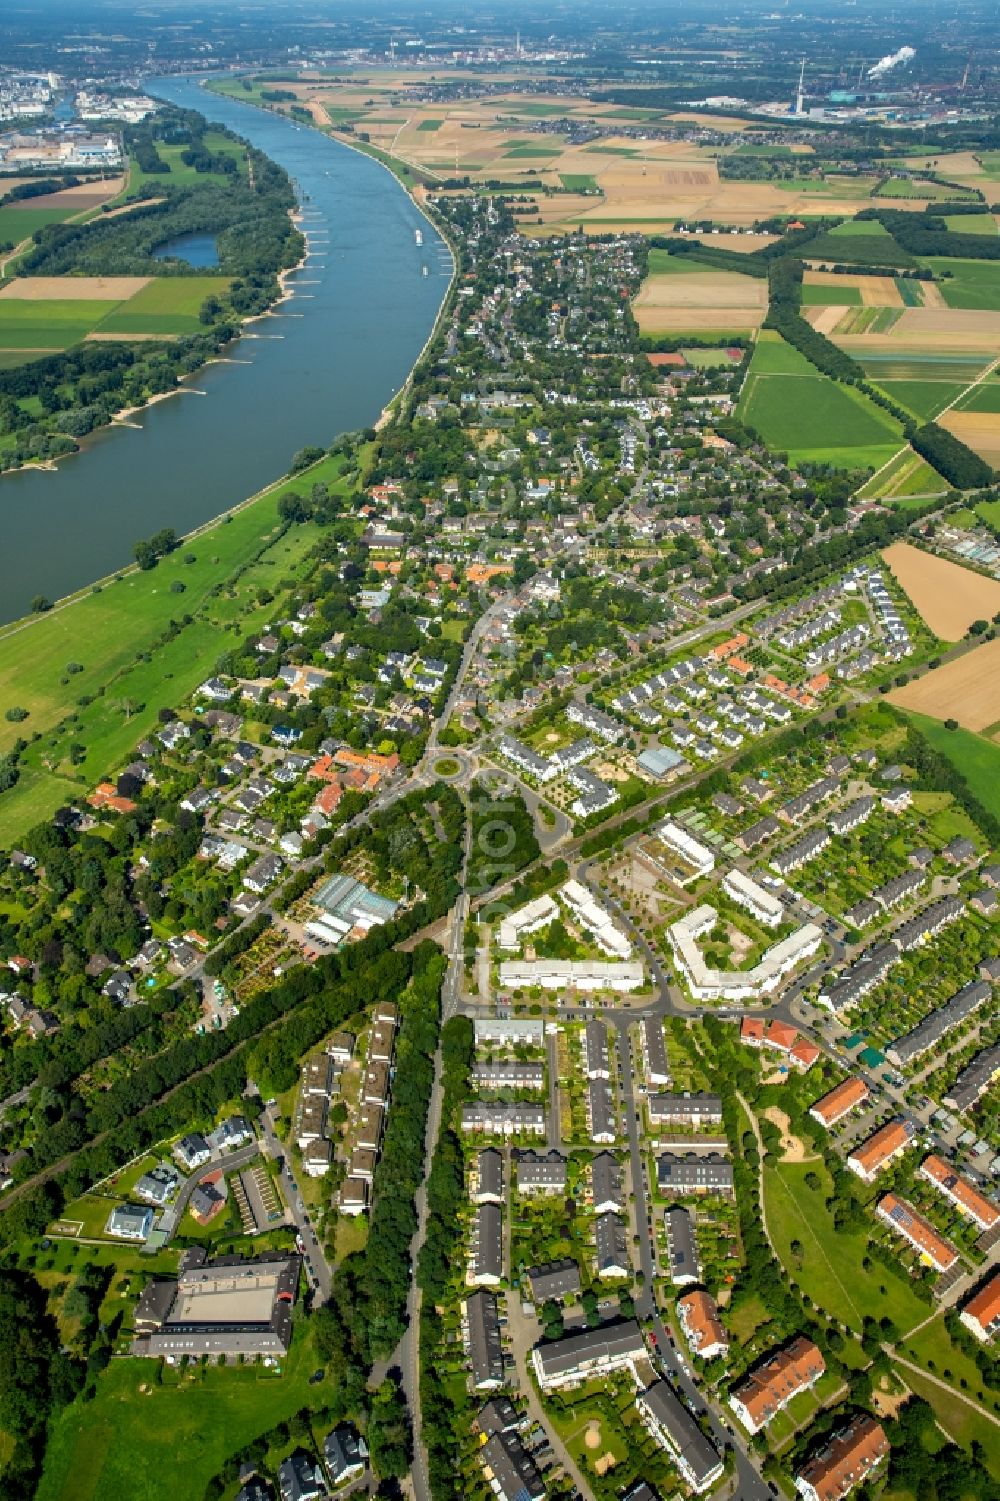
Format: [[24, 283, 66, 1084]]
[[0, 76, 451, 624]]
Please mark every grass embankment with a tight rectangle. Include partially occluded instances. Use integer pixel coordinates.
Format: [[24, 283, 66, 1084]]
[[0, 452, 357, 842]]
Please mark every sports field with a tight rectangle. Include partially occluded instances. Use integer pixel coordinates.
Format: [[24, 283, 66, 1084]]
[[737, 331, 902, 468]]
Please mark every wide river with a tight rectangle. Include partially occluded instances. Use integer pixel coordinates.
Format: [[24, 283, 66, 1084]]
[[0, 76, 451, 624]]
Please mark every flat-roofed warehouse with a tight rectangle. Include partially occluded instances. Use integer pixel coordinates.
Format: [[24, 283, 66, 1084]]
[[132, 1250, 300, 1358]]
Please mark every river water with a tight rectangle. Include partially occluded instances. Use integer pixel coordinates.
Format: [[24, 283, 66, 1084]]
[[0, 76, 451, 624]]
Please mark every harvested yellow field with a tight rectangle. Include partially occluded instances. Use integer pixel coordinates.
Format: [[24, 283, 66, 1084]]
[[633, 268, 767, 332], [803, 271, 902, 306], [808, 306, 846, 335], [939, 409, 1000, 466], [891, 637, 1000, 730], [883, 541, 1000, 641], [0, 276, 151, 301]]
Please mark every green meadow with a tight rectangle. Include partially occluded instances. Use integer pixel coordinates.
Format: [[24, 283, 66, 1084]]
[[923, 258, 1000, 310], [36, 1322, 328, 1501], [737, 331, 902, 467], [900, 711, 1000, 821]]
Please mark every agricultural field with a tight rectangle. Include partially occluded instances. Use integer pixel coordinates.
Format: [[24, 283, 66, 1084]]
[[923, 258, 1000, 310], [736, 330, 903, 469], [883, 541, 1000, 640], [0, 274, 231, 357], [940, 407, 1000, 467], [632, 260, 767, 333], [891, 635, 1000, 733], [126, 134, 247, 193], [857, 448, 948, 500]]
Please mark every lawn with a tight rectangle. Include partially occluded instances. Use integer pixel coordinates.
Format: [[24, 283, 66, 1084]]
[[128, 138, 246, 194], [923, 258, 1000, 311], [899, 711, 1000, 821], [36, 1319, 325, 1501], [737, 333, 902, 466], [764, 1158, 928, 1334], [894, 1363, 1000, 1478]]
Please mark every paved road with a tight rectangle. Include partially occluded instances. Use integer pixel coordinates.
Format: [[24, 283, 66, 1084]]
[[258, 1102, 333, 1302], [158, 1142, 260, 1241]]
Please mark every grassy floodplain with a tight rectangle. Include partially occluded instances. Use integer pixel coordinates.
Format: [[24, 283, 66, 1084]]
[[0, 452, 357, 842]]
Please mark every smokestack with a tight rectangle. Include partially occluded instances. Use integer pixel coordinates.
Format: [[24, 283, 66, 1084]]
[[796, 57, 806, 115]]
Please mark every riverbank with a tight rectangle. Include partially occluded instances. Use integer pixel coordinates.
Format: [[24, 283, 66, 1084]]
[[0, 75, 448, 622], [199, 75, 459, 435], [0, 445, 365, 843]]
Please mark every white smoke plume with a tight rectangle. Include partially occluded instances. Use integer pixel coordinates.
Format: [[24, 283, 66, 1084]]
[[867, 46, 916, 80]]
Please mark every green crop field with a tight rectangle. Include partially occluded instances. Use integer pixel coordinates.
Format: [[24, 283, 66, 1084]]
[[503, 145, 561, 158], [96, 276, 231, 335], [806, 227, 916, 268], [559, 173, 599, 191], [901, 711, 1000, 820], [801, 282, 862, 306], [416, 118, 443, 131], [646, 248, 721, 277], [36, 1322, 327, 1501], [896, 277, 924, 306], [737, 332, 902, 466], [858, 448, 948, 500], [944, 213, 997, 235], [924, 258, 1000, 310], [955, 381, 1000, 414], [0, 205, 83, 243], [500, 101, 568, 116], [876, 380, 964, 420], [860, 354, 990, 383], [0, 299, 120, 351], [584, 144, 639, 156], [0, 451, 359, 842]]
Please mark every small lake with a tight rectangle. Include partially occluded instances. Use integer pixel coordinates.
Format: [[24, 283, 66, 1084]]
[[153, 232, 219, 268]]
